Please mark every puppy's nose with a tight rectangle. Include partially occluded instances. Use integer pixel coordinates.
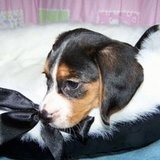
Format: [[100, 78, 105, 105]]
[[40, 109, 52, 123]]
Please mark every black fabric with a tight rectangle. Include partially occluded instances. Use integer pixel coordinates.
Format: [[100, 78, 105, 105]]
[[0, 88, 39, 145], [41, 124, 64, 160], [0, 87, 65, 160], [62, 116, 94, 143], [0, 88, 38, 111], [1, 107, 160, 160], [0, 111, 38, 144], [0, 87, 94, 160]]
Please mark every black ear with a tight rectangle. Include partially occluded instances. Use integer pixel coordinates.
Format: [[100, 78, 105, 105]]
[[95, 42, 144, 125]]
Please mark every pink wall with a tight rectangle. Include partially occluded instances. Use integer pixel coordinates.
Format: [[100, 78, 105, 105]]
[[0, 0, 160, 29]]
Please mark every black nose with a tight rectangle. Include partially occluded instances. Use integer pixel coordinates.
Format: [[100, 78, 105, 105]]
[[40, 110, 52, 123]]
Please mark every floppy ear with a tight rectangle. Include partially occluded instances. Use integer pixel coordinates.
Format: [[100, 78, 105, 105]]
[[95, 42, 144, 125]]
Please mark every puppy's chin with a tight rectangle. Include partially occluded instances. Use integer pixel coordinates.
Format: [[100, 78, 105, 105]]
[[49, 120, 76, 129]]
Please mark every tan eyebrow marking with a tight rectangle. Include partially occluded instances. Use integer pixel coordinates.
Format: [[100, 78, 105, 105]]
[[57, 63, 72, 79]]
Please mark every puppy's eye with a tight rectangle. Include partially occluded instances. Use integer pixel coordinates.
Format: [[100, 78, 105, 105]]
[[61, 80, 85, 98], [65, 80, 80, 90]]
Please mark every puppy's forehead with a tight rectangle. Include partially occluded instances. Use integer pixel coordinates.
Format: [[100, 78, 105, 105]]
[[46, 40, 69, 72], [47, 40, 99, 82], [59, 42, 99, 81]]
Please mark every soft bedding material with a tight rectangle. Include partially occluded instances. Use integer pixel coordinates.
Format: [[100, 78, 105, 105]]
[[1, 140, 160, 159], [81, 140, 160, 160], [0, 23, 160, 159]]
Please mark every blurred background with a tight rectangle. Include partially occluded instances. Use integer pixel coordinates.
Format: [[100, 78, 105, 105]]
[[0, 0, 160, 29]]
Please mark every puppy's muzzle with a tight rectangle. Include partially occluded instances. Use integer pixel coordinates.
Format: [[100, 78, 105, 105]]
[[39, 109, 52, 123]]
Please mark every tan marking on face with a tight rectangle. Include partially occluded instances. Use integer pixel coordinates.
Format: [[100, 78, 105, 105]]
[[43, 61, 103, 128], [57, 63, 71, 79], [69, 78, 102, 126]]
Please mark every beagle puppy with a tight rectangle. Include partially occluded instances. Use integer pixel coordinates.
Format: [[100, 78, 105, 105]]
[[38, 25, 160, 137]]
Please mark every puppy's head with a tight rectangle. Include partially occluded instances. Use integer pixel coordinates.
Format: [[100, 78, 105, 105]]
[[41, 28, 143, 129]]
